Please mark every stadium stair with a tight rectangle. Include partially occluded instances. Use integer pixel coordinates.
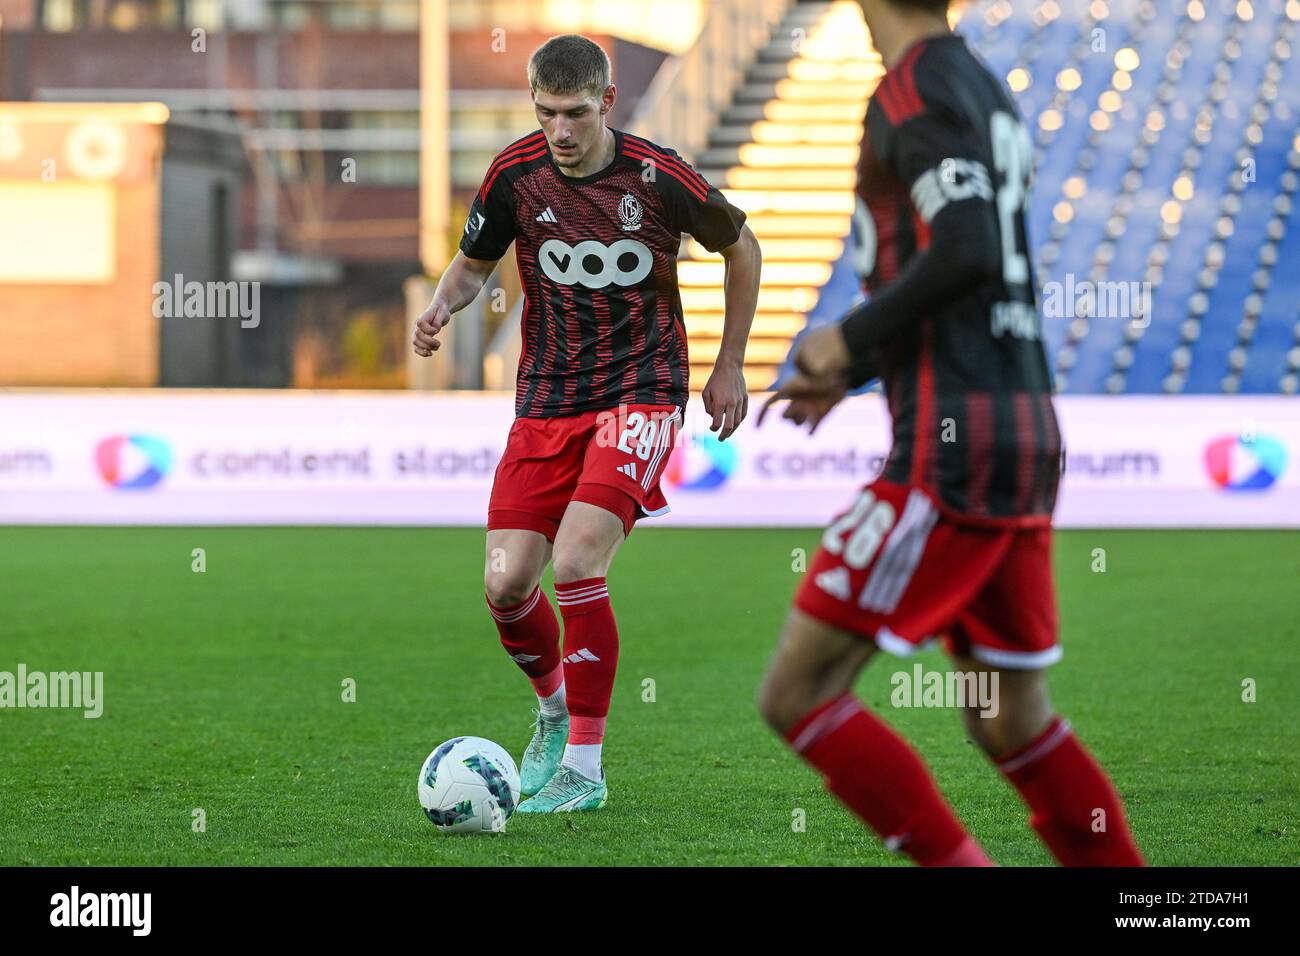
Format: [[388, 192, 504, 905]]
[[683, 0, 881, 392]]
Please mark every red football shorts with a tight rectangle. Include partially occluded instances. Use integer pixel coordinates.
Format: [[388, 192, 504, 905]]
[[794, 479, 1060, 669], [488, 403, 682, 541]]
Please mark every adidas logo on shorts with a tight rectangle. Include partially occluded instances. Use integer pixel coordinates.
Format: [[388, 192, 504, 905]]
[[616, 462, 638, 480], [815, 567, 852, 601]]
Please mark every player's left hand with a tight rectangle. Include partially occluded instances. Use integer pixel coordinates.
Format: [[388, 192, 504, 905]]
[[791, 322, 852, 384], [701, 361, 749, 441]]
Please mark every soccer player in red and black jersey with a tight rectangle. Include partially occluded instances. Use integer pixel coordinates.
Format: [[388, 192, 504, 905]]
[[413, 35, 760, 812], [757, 0, 1143, 865]]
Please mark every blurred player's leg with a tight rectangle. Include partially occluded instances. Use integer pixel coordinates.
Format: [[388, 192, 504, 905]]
[[484, 528, 568, 795], [947, 525, 1144, 866], [953, 656, 1144, 867], [759, 609, 992, 867]]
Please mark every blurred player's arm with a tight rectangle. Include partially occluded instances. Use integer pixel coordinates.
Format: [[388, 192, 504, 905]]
[[414, 161, 517, 358], [413, 253, 498, 356], [845, 344, 880, 389], [837, 175, 999, 354], [758, 369, 847, 435], [759, 336, 875, 435], [794, 99, 1003, 382]]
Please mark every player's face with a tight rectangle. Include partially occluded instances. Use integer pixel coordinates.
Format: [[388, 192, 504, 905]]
[[532, 87, 615, 169]]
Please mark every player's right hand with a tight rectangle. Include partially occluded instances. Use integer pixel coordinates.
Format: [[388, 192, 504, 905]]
[[757, 372, 847, 435], [413, 300, 452, 357]]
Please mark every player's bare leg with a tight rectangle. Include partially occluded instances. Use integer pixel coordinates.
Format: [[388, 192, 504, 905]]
[[757, 608, 877, 733], [483, 529, 567, 795], [949, 655, 1053, 755], [759, 608, 992, 866], [551, 500, 626, 583], [951, 654, 1144, 866], [484, 528, 551, 607], [518, 500, 626, 812]]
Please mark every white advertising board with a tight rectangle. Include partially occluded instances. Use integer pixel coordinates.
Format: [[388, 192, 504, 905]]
[[0, 391, 1295, 527]]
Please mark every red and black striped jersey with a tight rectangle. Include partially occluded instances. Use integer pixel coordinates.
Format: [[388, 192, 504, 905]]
[[460, 128, 746, 418], [846, 34, 1061, 525]]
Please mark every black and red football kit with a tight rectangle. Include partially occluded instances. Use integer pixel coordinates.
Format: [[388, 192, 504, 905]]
[[795, 35, 1064, 667], [461, 128, 746, 537]]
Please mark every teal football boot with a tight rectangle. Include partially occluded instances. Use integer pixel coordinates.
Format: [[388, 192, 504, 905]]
[[516, 765, 607, 813], [520, 710, 568, 797]]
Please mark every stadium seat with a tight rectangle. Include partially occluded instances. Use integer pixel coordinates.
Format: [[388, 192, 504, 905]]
[[783, 0, 1300, 394]]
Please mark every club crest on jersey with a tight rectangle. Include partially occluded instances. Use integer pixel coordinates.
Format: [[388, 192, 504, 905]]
[[618, 193, 643, 232]]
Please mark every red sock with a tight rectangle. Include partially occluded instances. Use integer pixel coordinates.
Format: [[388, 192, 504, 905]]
[[996, 716, 1144, 866], [486, 587, 562, 696], [554, 578, 618, 744], [786, 693, 991, 867]]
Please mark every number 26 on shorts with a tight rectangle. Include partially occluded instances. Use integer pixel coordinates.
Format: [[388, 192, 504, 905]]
[[822, 490, 897, 570]]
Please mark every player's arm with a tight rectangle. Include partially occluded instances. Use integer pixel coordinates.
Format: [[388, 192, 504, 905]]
[[412, 253, 498, 356], [415, 161, 518, 357], [704, 223, 762, 440], [758, 368, 847, 435], [794, 99, 1004, 382], [661, 149, 758, 441]]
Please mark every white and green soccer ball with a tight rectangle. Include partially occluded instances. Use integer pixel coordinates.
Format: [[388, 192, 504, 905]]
[[418, 736, 521, 834]]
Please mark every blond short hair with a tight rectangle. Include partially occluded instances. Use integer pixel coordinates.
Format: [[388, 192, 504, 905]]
[[527, 34, 611, 99]]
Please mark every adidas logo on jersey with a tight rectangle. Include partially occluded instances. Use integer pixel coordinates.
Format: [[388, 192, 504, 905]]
[[564, 648, 601, 664], [535, 207, 558, 224], [815, 567, 852, 601], [616, 462, 638, 480]]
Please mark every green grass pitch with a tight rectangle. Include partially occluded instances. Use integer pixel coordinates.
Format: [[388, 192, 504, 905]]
[[1, 526, 1296, 866]]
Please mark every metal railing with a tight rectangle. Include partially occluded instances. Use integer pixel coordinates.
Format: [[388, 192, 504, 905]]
[[628, 0, 794, 162]]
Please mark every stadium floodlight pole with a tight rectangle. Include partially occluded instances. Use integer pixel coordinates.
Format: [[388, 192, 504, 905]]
[[419, 0, 450, 276]]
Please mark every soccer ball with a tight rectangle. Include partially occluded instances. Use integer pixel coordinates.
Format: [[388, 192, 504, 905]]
[[418, 736, 521, 834]]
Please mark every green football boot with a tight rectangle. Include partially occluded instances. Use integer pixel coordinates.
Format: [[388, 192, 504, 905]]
[[520, 710, 569, 797], [516, 765, 607, 813]]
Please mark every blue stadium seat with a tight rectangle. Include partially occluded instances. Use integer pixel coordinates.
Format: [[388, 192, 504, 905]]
[[820, 0, 1298, 392]]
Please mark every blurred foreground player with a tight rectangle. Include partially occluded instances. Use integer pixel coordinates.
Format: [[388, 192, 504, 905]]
[[757, 0, 1142, 865], [415, 35, 760, 812]]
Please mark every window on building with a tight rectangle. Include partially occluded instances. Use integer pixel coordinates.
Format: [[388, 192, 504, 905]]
[[41, 0, 420, 32]]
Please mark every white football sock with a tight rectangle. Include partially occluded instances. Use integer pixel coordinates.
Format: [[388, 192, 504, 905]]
[[561, 743, 603, 781], [537, 683, 567, 719]]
